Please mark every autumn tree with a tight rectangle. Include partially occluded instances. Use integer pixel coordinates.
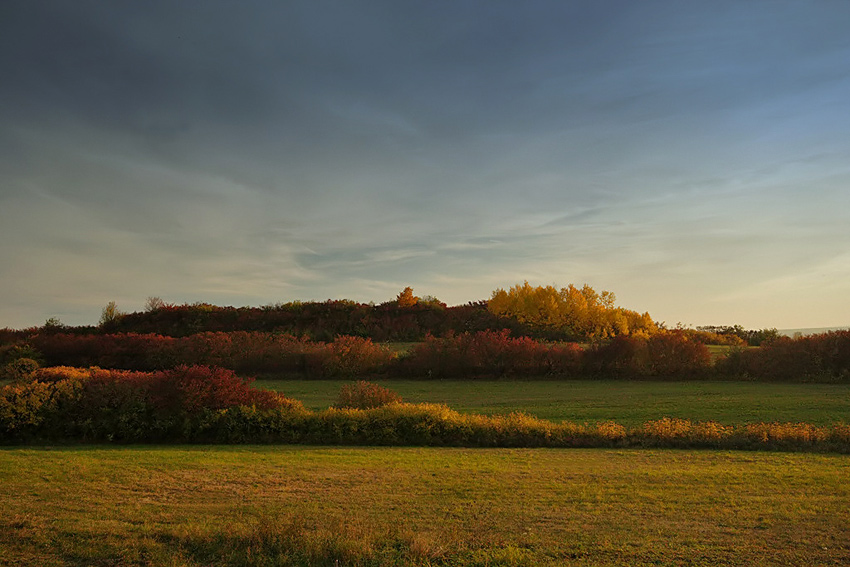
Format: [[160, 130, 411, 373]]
[[395, 286, 420, 308], [99, 300, 126, 327], [488, 281, 657, 340]]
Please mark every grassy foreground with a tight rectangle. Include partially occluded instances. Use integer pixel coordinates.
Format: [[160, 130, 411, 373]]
[[260, 379, 850, 426], [2, 446, 849, 566]]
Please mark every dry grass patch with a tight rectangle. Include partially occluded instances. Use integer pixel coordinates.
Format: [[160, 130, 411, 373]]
[[1, 446, 849, 565]]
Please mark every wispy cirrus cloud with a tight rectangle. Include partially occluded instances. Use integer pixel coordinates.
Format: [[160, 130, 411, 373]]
[[1, 1, 850, 328]]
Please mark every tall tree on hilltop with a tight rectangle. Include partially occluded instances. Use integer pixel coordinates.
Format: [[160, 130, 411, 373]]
[[395, 287, 419, 308]]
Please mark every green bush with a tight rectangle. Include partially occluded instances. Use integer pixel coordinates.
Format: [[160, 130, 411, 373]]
[[1, 358, 39, 383]]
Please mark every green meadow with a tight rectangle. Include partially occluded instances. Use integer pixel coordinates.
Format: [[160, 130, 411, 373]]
[[4, 374, 850, 565], [2, 446, 849, 566], [261, 379, 850, 426]]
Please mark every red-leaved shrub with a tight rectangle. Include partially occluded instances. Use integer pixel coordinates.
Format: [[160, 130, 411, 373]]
[[400, 330, 585, 378], [316, 336, 396, 377], [29, 332, 395, 378], [646, 331, 712, 376], [585, 335, 648, 376], [719, 331, 850, 382], [586, 332, 711, 377]]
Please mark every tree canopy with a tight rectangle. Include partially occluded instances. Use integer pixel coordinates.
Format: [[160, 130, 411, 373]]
[[488, 282, 657, 340]]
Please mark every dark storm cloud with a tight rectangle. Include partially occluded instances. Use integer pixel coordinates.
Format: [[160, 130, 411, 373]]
[[5, 1, 845, 192], [3, 2, 643, 176]]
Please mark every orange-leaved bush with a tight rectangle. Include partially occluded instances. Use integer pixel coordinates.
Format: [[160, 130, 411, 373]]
[[334, 381, 402, 409], [311, 336, 396, 378]]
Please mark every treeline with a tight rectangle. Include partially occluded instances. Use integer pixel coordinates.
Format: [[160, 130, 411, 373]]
[[2, 366, 848, 451], [102, 299, 505, 341], [18, 300, 497, 342], [4, 329, 850, 382], [693, 325, 781, 347], [15, 332, 396, 378], [3, 285, 779, 345], [718, 332, 850, 382]]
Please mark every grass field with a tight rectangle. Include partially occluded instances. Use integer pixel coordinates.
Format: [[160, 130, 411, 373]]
[[1, 446, 848, 566], [259, 379, 850, 426]]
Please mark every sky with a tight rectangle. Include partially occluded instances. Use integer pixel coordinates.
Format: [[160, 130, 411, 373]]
[[2, 1, 850, 330]]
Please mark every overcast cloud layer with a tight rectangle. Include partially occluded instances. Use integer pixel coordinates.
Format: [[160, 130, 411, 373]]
[[2, 1, 850, 329]]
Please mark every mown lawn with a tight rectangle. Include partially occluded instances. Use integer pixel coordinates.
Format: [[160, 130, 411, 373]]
[[1, 446, 848, 566], [260, 379, 850, 426]]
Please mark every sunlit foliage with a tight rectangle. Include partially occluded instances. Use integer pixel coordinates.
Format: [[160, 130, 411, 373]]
[[395, 286, 419, 308], [3, 371, 849, 451], [334, 380, 402, 409], [488, 281, 657, 340]]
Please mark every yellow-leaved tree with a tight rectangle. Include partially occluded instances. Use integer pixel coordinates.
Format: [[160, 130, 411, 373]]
[[488, 281, 657, 340], [395, 286, 420, 308]]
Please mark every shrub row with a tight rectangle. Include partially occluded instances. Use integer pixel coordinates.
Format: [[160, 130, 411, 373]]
[[396, 330, 585, 378], [585, 332, 713, 378], [15, 330, 850, 381], [28, 332, 395, 377], [2, 369, 849, 452], [188, 407, 850, 452], [24, 330, 716, 379], [717, 331, 850, 382], [401, 330, 713, 378], [102, 300, 510, 341]]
